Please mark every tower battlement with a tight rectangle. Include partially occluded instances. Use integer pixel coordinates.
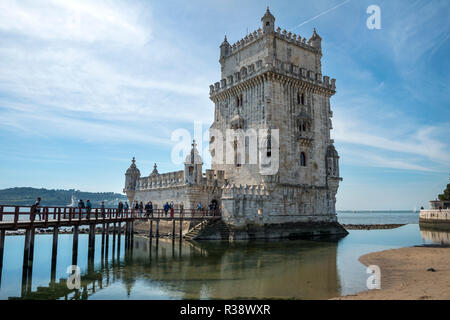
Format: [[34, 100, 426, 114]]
[[211, 7, 335, 99]]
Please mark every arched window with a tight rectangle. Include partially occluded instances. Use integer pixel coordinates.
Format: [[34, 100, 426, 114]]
[[300, 152, 306, 167], [301, 93, 305, 105], [234, 138, 241, 167], [266, 134, 272, 157], [236, 94, 243, 107]]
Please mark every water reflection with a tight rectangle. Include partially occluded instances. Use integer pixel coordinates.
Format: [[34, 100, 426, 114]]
[[130, 237, 342, 299], [420, 225, 450, 245], [5, 235, 343, 300], [2, 224, 449, 300]]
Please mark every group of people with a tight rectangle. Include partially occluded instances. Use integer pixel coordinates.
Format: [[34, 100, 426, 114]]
[[27, 197, 219, 221], [77, 199, 93, 213], [117, 200, 155, 217]]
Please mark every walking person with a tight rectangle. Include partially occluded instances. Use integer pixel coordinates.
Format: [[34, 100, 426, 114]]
[[118, 201, 123, 214], [100, 201, 105, 217], [197, 202, 202, 216], [144, 202, 151, 217], [163, 202, 169, 217], [31, 197, 41, 221], [86, 200, 92, 216], [139, 201, 144, 217], [149, 201, 153, 218], [124, 201, 129, 214], [78, 199, 85, 218], [134, 201, 139, 215], [170, 202, 174, 218]]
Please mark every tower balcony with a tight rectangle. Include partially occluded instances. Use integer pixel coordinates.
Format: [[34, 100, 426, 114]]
[[298, 132, 313, 146]]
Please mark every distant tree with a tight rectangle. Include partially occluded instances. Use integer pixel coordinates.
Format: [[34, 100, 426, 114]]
[[438, 183, 450, 201]]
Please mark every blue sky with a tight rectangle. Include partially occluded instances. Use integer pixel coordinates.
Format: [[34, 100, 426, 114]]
[[0, 0, 448, 210]]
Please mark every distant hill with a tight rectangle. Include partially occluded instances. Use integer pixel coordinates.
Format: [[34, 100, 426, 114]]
[[0, 187, 127, 207]]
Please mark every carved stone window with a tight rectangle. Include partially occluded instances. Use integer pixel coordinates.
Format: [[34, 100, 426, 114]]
[[235, 94, 243, 107], [297, 92, 305, 105], [300, 152, 307, 167]]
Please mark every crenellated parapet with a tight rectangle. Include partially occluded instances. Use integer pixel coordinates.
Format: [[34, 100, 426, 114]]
[[209, 61, 336, 100], [222, 25, 319, 60], [222, 183, 270, 200], [137, 170, 185, 191]]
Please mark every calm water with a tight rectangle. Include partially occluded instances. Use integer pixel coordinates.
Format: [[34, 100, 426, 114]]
[[0, 211, 446, 300]]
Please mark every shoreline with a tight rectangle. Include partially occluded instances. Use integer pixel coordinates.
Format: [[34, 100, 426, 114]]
[[333, 246, 450, 300], [342, 224, 405, 230], [2, 222, 407, 236]]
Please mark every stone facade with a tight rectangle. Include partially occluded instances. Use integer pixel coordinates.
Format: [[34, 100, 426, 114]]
[[123, 8, 346, 239]]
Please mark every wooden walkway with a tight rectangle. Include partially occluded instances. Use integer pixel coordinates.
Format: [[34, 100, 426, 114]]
[[0, 205, 221, 230], [0, 205, 220, 295]]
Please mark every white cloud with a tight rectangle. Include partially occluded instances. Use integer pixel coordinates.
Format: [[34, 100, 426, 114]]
[[0, 0, 150, 44]]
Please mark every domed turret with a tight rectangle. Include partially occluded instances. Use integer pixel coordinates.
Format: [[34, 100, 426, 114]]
[[125, 157, 140, 177], [150, 163, 159, 177], [326, 145, 339, 177], [124, 157, 141, 204], [261, 7, 275, 34], [308, 28, 322, 50], [220, 35, 231, 60], [184, 140, 203, 185]]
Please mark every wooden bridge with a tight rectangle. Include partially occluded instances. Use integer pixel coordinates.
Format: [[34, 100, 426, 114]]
[[0, 205, 221, 294]]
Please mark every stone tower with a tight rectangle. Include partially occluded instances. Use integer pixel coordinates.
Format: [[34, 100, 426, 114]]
[[209, 8, 344, 232]]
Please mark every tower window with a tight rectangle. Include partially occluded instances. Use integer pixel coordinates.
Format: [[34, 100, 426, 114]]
[[236, 94, 243, 107], [266, 134, 272, 157], [266, 22, 270, 26], [301, 93, 305, 105], [300, 152, 307, 167]]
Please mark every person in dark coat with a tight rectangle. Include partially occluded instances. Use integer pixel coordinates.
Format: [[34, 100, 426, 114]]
[[163, 202, 169, 217], [139, 201, 144, 216], [31, 197, 41, 220]]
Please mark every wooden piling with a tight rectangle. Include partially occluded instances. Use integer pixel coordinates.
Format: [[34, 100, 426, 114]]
[[117, 222, 121, 256], [90, 224, 96, 259], [112, 222, 116, 254], [179, 218, 183, 239], [105, 223, 110, 263], [172, 219, 176, 240], [124, 221, 128, 249], [72, 225, 79, 266], [101, 223, 105, 260], [22, 229, 31, 285], [149, 219, 153, 239], [0, 229, 5, 271], [26, 227, 35, 293], [51, 226, 58, 282], [156, 219, 160, 238]]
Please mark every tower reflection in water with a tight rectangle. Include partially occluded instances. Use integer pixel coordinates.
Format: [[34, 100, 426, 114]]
[[7, 235, 344, 300]]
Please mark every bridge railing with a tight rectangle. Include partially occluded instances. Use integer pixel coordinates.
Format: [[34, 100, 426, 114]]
[[0, 205, 221, 225], [0, 205, 137, 225], [132, 208, 221, 219]]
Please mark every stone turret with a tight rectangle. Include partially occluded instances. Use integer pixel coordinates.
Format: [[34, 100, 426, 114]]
[[308, 28, 322, 51], [124, 157, 140, 204], [326, 145, 340, 178], [184, 140, 203, 185], [150, 163, 159, 176], [261, 6, 275, 34], [220, 35, 231, 60]]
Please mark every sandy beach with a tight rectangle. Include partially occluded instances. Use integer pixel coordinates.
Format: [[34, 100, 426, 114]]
[[335, 246, 450, 300]]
